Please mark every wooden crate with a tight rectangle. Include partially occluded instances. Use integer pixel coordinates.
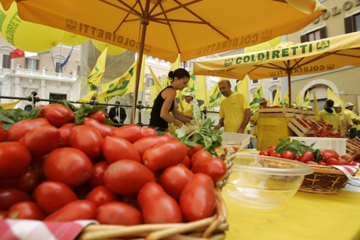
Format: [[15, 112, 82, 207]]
[[259, 107, 296, 118], [346, 139, 360, 158], [302, 109, 316, 118], [287, 116, 318, 136]]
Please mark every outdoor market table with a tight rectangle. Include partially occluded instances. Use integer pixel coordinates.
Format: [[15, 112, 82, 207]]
[[224, 189, 360, 240]]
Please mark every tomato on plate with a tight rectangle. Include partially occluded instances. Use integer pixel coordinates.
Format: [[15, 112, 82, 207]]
[[6, 201, 46, 220], [96, 202, 143, 225], [138, 182, 183, 224], [44, 200, 96, 222]]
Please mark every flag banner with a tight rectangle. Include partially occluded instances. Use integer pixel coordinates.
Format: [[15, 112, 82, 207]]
[[313, 91, 319, 114], [234, 76, 249, 103], [148, 66, 163, 111], [0, 100, 20, 109], [85, 46, 108, 92], [266, 96, 270, 106], [303, 90, 310, 107], [97, 56, 145, 103], [295, 90, 302, 107], [327, 87, 345, 110], [206, 79, 225, 111], [273, 85, 281, 106], [162, 57, 180, 87], [60, 47, 74, 68], [249, 84, 263, 112], [280, 88, 289, 107], [9, 49, 24, 58], [77, 91, 97, 103]]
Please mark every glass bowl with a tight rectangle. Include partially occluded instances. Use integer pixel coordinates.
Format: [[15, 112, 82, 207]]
[[223, 154, 313, 209]]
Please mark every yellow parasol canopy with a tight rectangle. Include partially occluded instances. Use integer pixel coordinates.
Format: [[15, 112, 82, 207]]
[[0, 0, 327, 123], [194, 31, 360, 104]]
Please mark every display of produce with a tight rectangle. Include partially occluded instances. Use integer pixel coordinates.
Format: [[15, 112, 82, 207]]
[[0, 101, 235, 239]]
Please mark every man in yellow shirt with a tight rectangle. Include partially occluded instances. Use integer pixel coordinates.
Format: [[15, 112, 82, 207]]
[[344, 102, 359, 138], [316, 99, 339, 133], [334, 104, 352, 137], [214, 80, 251, 133]]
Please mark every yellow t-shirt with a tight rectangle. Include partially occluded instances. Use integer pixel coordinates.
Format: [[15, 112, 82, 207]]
[[316, 109, 339, 133], [250, 110, 259, 136], [337, 112, 353, 136], [182, 102, 193, 117], [219, 92, 249, 132], [344, 109, 358, 130]]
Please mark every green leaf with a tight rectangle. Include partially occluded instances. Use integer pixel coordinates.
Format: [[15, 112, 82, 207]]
[[74, 104, 107, 125]]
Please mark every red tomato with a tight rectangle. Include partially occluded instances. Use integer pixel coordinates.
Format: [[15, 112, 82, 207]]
[[281, 150, 295, 160], [160, 165, 193, 201], [44, 148, 93, 187], [142, 140, 188, 172], [180, 173, 216, 222], [87, 161, 109, 188], [112, 125, 157, 143], [270, 153, 282, 158], [37, 103, 75, 128], [133, 133, 177, 157], [5, 118, 49, 141], [96, 202, 143, 225], [267, 145, 276, 149], [340, 155, 354, 162], [82, 118, 116, 138], [191, 157, 227, 183], [294, 154, 300, 160], [259, 150, 269, 156], [85, 186, 117, 207], [187, 143, 203, 159], [0, 169, 39, 192], [70, 125, 103, 158], [44, 200, 96, 222], [180, 155, 191, 169], [59, 123, 76, 147], [19, 124, 60, 157], [35, 181, 78, 214], [191, 150, 213, 165], [267, 148, 277, 156], [305, 161, 319, 165], [87, 110, 107, 124], [0, 142, 31, 179], [138, 182, 183, 224], [31, 155, 48, 181], [0, 188, 31, 211], [0, 122, 5, 142], [322, 149, 339, 160], [104, 160, 156, 196], [299, 151, 314, 163], [318, 160, 327, 166], [6, 201, 46, 220], [326, 157, 341, 165], [102, 136, 141, 163]]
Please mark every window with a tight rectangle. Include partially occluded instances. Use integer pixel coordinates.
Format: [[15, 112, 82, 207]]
[[345, 13, 360, 33], [252, 80, 259, 84], [25, 58, 39, 70], [272, 90, 277, 102], [55, 62, 64, 73], [49, 93, 67, 103], [300, 27, 327, 42], [272, 78, 278, 81], [2, 54, 10, 69]]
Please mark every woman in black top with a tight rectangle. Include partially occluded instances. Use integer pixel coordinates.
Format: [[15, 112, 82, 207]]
[[149, 68, 192, 132]]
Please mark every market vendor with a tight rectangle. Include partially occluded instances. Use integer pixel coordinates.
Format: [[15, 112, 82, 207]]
[[334, 103, 352, 137], [214, 80, 251, 133], [316, 99, 338, 133], [344, 102, 359, 138]]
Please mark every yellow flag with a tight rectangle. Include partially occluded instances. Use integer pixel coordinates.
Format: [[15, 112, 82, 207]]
[[313, 91, 319, 114], [162, 57, 180, 87], [266, 96, 270, 106], [192, 74, 207, 102], [206, 79, 225, 111], [273, 85, 281, 106], [295, 90, 302, 107], [148, 66, 163, 111], [96, 56, 145, 103], [234, 76, 249, 102], [249, 84, 263, 113], [77, 91, 97, 103], [327, 87, 345, 110], [280, 88, 289, 107], [0, 100, 20, 109], [303, 90, 310, 107], [85, 46, 108, 91]]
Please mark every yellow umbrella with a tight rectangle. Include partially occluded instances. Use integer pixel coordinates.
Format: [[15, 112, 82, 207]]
[[194, 31, 360, 105], [1, 0, 326, 123]]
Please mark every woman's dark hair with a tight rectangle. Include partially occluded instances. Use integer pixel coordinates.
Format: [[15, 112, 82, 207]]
[[168, 68, 190, 82]]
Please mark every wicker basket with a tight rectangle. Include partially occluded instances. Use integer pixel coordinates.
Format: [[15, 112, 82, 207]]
[[299, 165, 350, 194], [77, 188, 228, 240]]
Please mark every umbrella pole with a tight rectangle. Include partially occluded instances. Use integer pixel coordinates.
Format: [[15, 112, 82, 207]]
[[287, 69, 292, 107], [131, 13, 150, 125]]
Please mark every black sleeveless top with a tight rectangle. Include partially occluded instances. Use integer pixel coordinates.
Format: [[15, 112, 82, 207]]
[[149, 86, 175, 129]]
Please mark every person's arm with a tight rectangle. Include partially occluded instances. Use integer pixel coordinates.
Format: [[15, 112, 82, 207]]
[[214, 118, 224, 130], [172, 106, 192, 123], [237, 108, 251, 133], [159, 89, 184, 127]]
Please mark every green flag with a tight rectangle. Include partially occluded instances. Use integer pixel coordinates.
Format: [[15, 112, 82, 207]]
[[249, 84, 263, 113]]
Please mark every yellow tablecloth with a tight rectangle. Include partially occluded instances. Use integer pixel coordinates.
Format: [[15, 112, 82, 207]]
[[225, 190, 360, 240]]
